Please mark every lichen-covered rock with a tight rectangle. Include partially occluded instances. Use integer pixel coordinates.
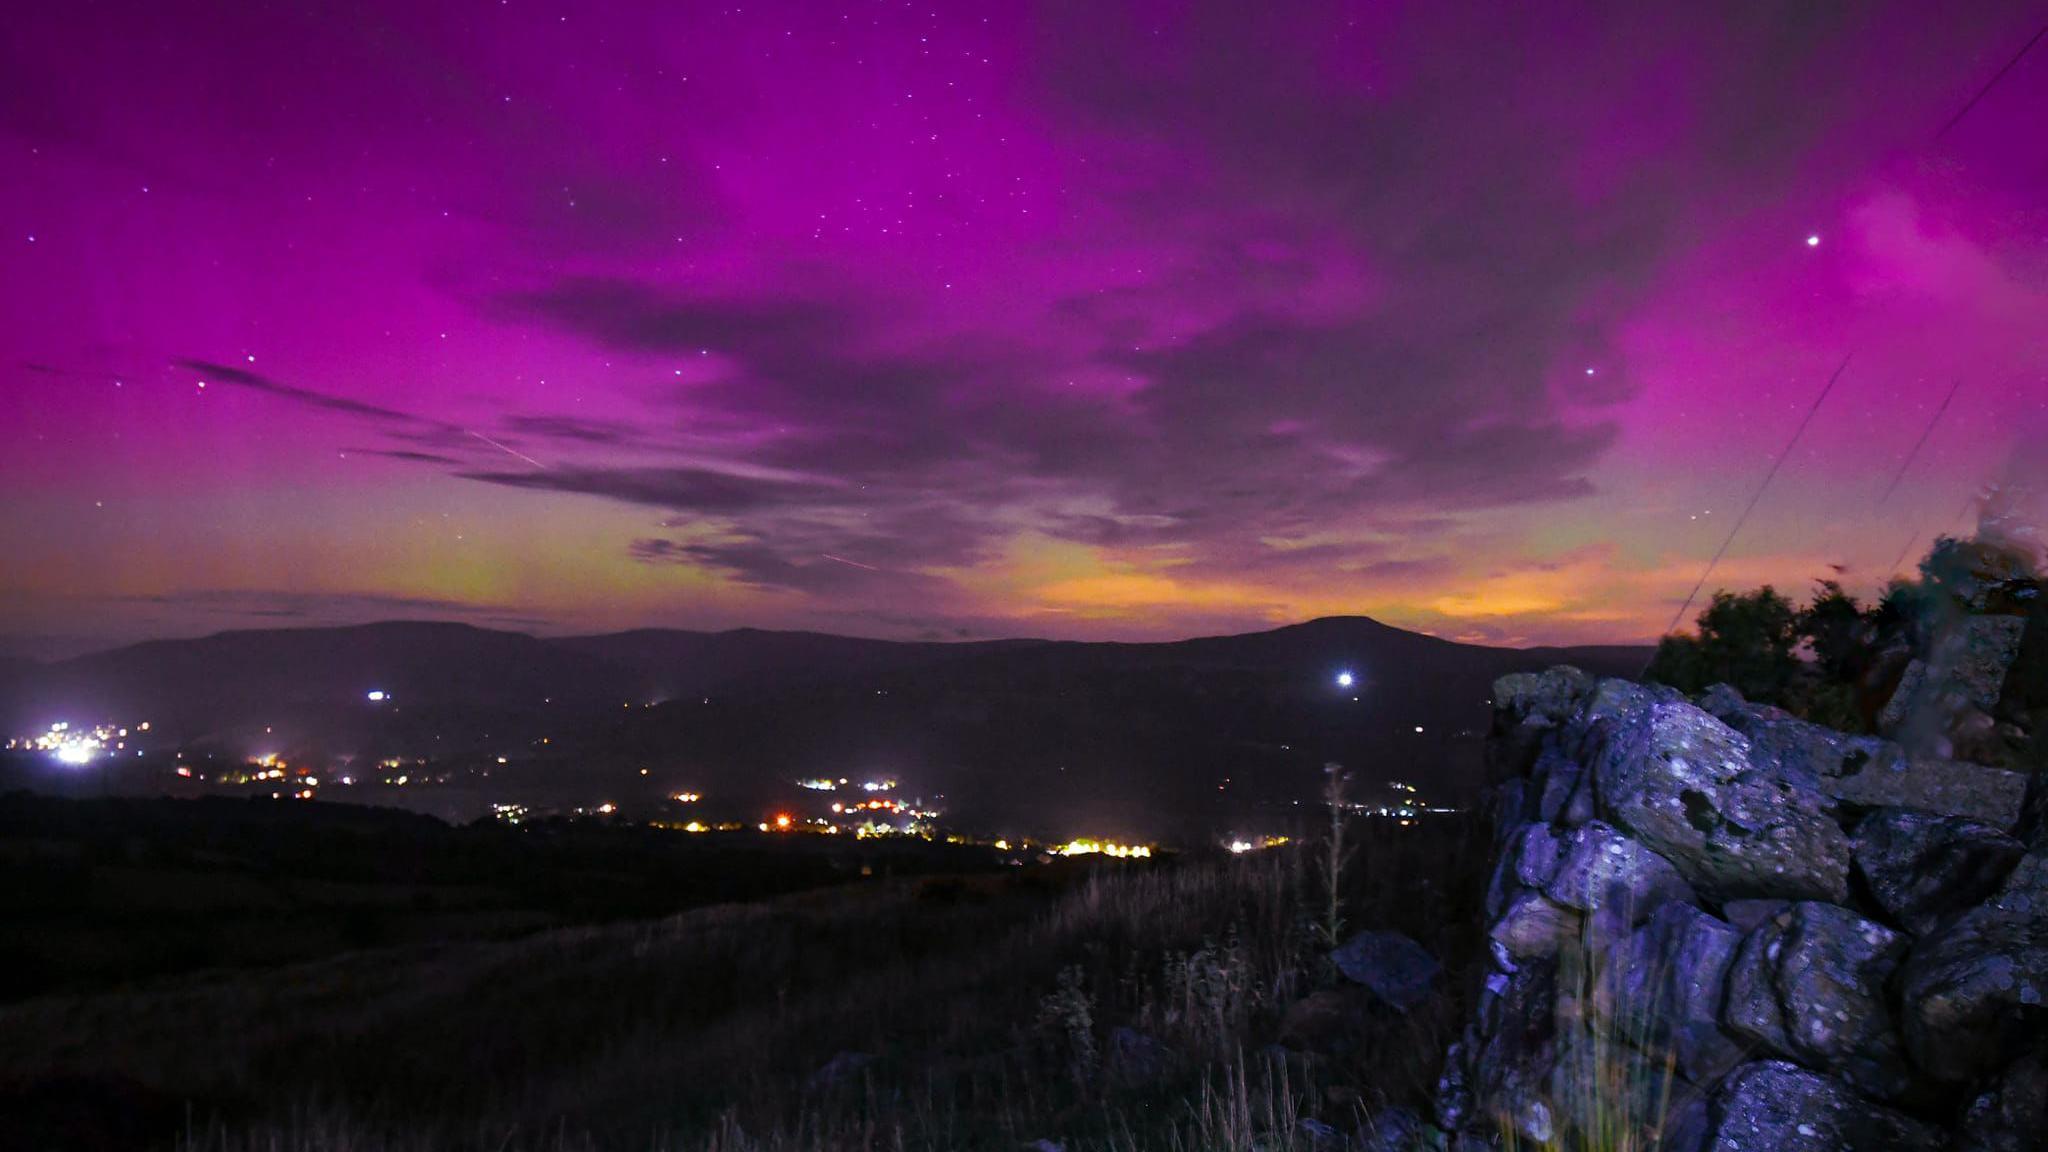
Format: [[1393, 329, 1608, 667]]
[[1956, 1046, 2048, 1152], [1720, 902, 1914, 1100], [1489, 892, 1581, 960], [1823, 755, 2027, 830], [1332, 929, 1440, 1012], [1692, 1061, 1944, 1152], [1549, 1028, 1699, 1147], [1851, 808, 2024, 935], [1715, 698, 1899, 792], [1720, 898, 1789, 933], [1591, 901, 1744, 1084], [1880, 615, 2029, 753], [1476, 958, 1554, 1044], [1543, 820, 1696, 925], [1696, 682, 1749, 723], [1878, 659, 1930, 733], [1509, 822, 1563, 889], [1901, 853, 2048, 1081], [1469, 999, 1558, 1146], [1948, 615, 2028, 710], [1584, 692, 1850, 902], [1494, 666, 1594, 728], [1533, 752, 1594, 827]]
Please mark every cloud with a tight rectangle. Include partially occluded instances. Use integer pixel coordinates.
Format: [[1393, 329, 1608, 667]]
[[178, 360, 450, 429]]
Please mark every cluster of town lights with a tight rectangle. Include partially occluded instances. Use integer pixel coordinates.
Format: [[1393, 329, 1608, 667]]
[[1055, 839, 1152, 859], [9, 720, 150, 765]]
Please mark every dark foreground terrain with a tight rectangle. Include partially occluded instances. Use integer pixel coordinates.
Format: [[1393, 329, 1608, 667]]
[[0, 793, 1009, 1004], [0, 808, 1489, 1152]]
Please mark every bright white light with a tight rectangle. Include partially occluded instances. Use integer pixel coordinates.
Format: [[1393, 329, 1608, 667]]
[[1805, 234, 1821, 247], [55, 745, 95, 765], [1335, 671, 1354, 688], [366, 690, 388, 702]]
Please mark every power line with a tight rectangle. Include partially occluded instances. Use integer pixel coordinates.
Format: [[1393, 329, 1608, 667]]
[[1878, 378, 1963, 505], [1658, 354, 1854, 640], [1935, 22, 2048, 142], [1887, 489, 1984, 578]]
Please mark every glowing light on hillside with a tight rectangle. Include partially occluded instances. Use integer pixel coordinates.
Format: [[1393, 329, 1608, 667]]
[[1056, 839, 1152, 859], [56, 744, 95, 765]]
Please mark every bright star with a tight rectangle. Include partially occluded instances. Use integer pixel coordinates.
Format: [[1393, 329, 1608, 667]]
[[1335, 671, 1354, 688], [1806, 234, 1821, 247]]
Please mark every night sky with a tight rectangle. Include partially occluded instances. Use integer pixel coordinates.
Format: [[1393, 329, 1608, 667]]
[[4, 2, 2045, 658]]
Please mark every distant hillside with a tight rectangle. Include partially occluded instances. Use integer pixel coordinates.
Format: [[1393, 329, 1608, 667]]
[[0, 618, 1648, 838]]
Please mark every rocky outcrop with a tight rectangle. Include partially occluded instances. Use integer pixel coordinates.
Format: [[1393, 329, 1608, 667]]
[[1438, 658, 2045, 1150], [1583, 687, 1850, 902], [1851, 809, 2024, 935], [1899, 852, 2048, 1081], [1679, 1060, 1944, 1152]]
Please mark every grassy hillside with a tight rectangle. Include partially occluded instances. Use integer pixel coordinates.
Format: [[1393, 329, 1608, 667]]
[[0, 816, 1490, 1152]]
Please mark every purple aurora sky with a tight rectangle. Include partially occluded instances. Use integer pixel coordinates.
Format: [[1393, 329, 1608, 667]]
[[3, 2, 2045, 656]]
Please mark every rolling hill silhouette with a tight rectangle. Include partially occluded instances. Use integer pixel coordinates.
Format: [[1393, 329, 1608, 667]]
[[0, 618, 1647, 839]]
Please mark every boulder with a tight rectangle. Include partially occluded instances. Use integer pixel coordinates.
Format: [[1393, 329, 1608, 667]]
[[1489, 892, 1581, 961], [1957, 1046, 2048, 1152], [1850, 809, 2024, 935], [1877, 659, 1931, 734], [1470, 1027, 1558, 1147], [1465, 954, 1563, 1147], [1900, 853, 2048, 1081], [1696, 683, 1749, 723], [1717, 700, 1898, 792], [1947, 615, 2028, 710], [1723, 919, 1794, 1057], [1691, 1061, 1944, 1152], [1533, 750, 1592, 826], [1823, 755, 2028, 830], [1477, 958, 1555, 1042], [1511, 822, 1563, 888], [1548, 1029, 1700, 1147], [1542, 820, 1696, 925], [1720, 899, 1789, 933], [1584, 694, 1850, 902], [1881, 616, 2028, 752], [1332, 929, 1441, 1012], [1590, 902, 1745, 1085], [1720, 902, 1914, 1100], [1494, 666, 1594, 729]]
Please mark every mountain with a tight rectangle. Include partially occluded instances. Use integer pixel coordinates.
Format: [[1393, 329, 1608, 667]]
[[0, 618, 1650, 840]]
